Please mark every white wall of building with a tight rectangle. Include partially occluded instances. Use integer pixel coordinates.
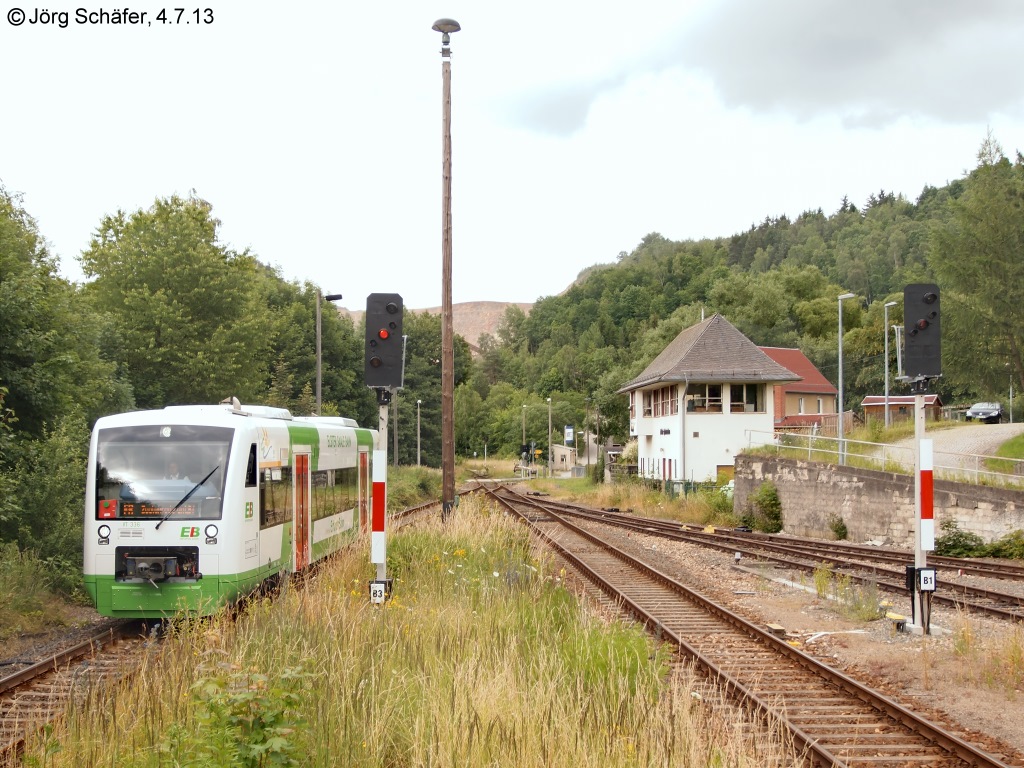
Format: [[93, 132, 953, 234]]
[[633, 387, 778, 482]]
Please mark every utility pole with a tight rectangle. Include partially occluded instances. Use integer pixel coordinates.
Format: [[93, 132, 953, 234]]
[[434, 18, 460, 520]]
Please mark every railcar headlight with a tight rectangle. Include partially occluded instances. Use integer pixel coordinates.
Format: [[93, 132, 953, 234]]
[[98, 524, 111, 539], [205, 525, 219, 539]]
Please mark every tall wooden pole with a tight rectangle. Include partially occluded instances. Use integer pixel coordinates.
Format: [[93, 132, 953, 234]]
[[436, 20, 459, 519]]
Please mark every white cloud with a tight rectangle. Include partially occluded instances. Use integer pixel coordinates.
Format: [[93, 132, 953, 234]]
[[1, 0, 1021, 310]]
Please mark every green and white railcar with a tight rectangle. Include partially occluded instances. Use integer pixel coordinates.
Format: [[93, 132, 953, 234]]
[[83, 401, 377, 618]]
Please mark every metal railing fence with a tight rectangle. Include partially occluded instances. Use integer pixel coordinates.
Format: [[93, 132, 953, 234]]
[[744, 429, 1024, 487]]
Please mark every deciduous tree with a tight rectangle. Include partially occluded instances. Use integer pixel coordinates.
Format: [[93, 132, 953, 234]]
[[930, 136, 1024, 397], [80, 195, 271, 408]]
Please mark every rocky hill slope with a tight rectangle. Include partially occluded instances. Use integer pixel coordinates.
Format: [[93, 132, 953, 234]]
[[338, 301, 532, 351]]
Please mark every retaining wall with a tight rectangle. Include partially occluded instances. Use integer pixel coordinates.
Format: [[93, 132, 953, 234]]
[[734, 454, 1024, 547]]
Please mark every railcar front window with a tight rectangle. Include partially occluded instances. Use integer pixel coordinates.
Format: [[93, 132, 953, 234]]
[[95, 425, 232, 520]]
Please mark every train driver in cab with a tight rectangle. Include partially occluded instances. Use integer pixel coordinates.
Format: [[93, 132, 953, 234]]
[[165, 461, 189, 481]]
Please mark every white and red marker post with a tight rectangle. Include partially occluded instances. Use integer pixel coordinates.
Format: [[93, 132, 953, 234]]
[[369, 391, 393, 603], [910, 391, 937, 633]]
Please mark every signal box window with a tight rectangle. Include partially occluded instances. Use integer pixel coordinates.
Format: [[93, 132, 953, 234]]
[[686, 383, 722, 412]]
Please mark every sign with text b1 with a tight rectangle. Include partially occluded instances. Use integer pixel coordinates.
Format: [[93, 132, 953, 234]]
[[918, 568, 937, 592], [564, 425, 574, 444]]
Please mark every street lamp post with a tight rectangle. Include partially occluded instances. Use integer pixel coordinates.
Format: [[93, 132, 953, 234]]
[[837, 293, 856, 464], [547, 397, 552, 477], [1008, 363, 1015, 424], [585, 398, 590, 468], [316, 290, 344, 415], [884, 301, 898, 428], [894, 324, 904, 378], [417, 399, 422, 466], [433, 18, 460, 519]]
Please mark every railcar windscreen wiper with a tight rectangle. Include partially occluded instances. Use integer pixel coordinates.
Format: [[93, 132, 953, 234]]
[[155, 465, 220, 530]]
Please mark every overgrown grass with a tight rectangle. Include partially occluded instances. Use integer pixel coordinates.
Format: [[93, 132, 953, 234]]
[[811, 562, 884, 621], [0, 543, 70, 639], [31, 497, 793, 767], [527, 476, 741, 528], [385, 464, 443, 509], [951, 611, 1024, 694], [459, 456, 517, 481], [986, 431, 1024, 475]]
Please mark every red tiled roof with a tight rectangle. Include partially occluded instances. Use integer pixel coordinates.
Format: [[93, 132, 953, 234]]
[[759, 347, 837, 395]]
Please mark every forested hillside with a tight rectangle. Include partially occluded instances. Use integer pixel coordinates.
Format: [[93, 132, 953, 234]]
[[459, 135, 1023, 458], [1, 136, 1022, 590]]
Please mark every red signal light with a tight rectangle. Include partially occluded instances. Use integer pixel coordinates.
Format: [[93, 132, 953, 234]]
[[378, 329, 390, 340]]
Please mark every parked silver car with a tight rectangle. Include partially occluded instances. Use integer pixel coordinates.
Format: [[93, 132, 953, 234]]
[[965, 402, 1005, 423]]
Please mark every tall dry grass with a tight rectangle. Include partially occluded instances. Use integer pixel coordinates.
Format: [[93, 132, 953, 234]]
[[951, 610, 1024, 695], [31, 496, 794, 767], [529, 477, 739, 528]]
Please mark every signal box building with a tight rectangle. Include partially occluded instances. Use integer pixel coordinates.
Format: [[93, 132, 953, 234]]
[[618, 314, 799, 484]]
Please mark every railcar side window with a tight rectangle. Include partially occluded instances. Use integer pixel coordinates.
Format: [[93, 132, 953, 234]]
[[310, 467, 358, 521], [260, 467, 292, 529], [245, 444, 258, 488]]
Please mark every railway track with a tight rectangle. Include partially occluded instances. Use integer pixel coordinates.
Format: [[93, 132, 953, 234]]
[[487, 484, 1017, 768], [532, 497, 1024, 623], [0, 622, 146, 766]]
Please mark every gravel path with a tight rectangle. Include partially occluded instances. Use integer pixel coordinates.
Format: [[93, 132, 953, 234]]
[[894, 421, 1024, 458]]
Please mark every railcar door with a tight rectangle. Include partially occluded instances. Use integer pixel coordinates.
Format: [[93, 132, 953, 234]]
[[293, 450, 311, 570], [358, 447, 369, 533]]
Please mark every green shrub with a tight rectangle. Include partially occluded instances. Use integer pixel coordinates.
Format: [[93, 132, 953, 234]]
[[827, 513, 848, 541], [934, 519, 986, 557], [742, 481, 783, 533], [866, 419, 885, 442], [983, 529, 1024, 559], [703, 487, 734, 521], [161, 666, 309, 767], [0, 544, 57, 638], [3, 414, 90, 596]]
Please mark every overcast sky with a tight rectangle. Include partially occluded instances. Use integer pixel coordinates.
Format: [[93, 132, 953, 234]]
[[3, 0, 1024, 311]]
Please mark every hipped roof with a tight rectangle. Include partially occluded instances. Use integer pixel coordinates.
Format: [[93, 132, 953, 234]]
[[618, 314, 799, 393], [759, 347, 837, 395]]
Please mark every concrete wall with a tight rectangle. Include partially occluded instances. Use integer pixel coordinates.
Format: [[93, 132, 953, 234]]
[[734, 454, 1024, 547]]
